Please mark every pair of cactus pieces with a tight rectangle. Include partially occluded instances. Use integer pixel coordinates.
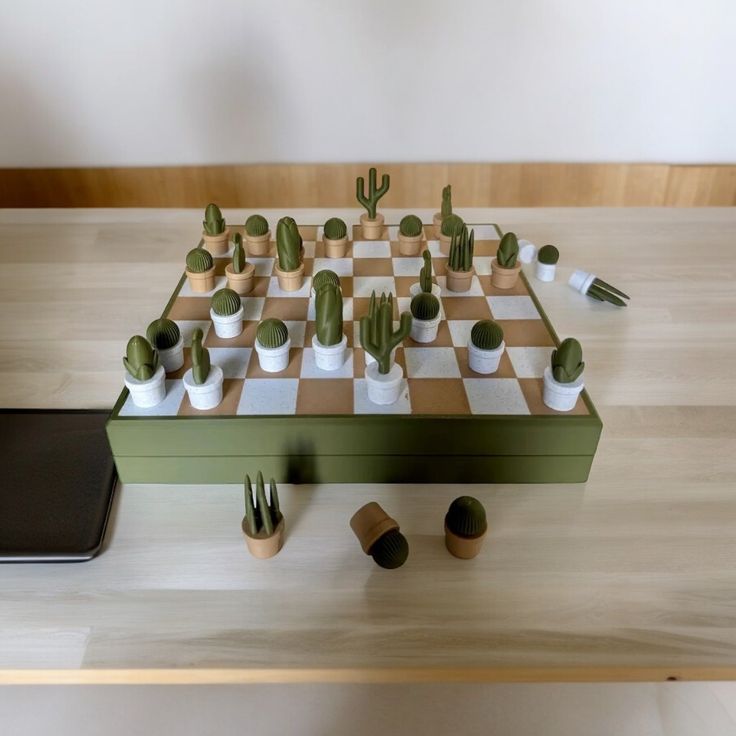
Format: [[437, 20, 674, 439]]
[[359, 291, 412, 375], [243, 471, 282, 538], [356, 167, 390, 220]]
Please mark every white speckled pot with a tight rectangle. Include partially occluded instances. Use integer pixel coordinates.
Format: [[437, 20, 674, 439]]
[[312, 334, 347, 371], [124, 365, 166, 408], [410, 314, 441, 343], [210, 306, 244, 339], [409, 282, 442, 299], [542, 366, 584, 412], [183, 365, 224, 410], [535, 261, 556, 282], [468, 340, 505, 375], [365, 362, 403, 405], [158, 336, 184, 373], [255, 337, 291, 373]]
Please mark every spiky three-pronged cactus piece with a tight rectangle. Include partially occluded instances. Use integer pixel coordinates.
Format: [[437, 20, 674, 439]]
[[470, 320, 503, 350], [410, 292, 440, 320], [245, 214, 269, 237], [323, 217, 347, 240], [551, 338, 584, 383], [440, 184, 452, 219], [445, 496, 487, 538], [185, 248, 214, 273], [256, 318, 289, 348], [191, 327, 211, 385], [146, 318, 180, 350], [203, 203, 226, 236], [419, 250, 433, 293], [276, 216, 302, 272], [123, 335, 159, 381], [232, 233, 247, 274], [360, 291, 412, 375], [441, 213, 464, 238], [399, 214, 423, 237], [315, 282, 343, 347], [211, 288, 241, 316], [243, 471, 282, 538], [497, 232, 519, 268], [356, 167, 390, 219], [448, 225, 474, 272]]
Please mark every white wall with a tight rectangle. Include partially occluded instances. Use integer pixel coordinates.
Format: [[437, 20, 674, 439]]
[[0, 0, 734, 167]]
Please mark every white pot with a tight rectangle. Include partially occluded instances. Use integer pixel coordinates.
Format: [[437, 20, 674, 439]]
[[468, 340, 505, 374], [210, 306, 244, 339], [158, 336, 184, 373], [312, 334, 347, 371], [542, 366, 584, 412], [365, 362, 403, 405], [535, 261, 556, 282], [568, 269, 596, 296], [409, 282, 442, 299], [124, 365, 166, 408], [183, 365, 224, 410], [410, 314, 441, 343], [255, 337, 291, 373]]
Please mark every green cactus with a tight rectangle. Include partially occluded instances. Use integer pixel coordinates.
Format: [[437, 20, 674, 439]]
[[232, 233, 246, 274], [410, 292, 440, 321], [245, 214, 269, 237], [256, 318, 289, 349], [399, 214, 423, 238], [315, 282, 344, 346], [211, 288, 242, 317], [203, 203, 226, 236], [323, 217, 347, 240], [586, 278, 630, 307], [551, 337, 584, 383], [445, 496, 487, 538], [243, 471, 282, 538], [146, 318, 180, 351], [185, 248, 214, 273], [419, 250, 433, 293], [123, 335, 159, 381], [448, 224, 474, 272], [191, 327, 211, 384], [497, 232, 519, 268], [363, 291, 391, 351], [441, 213, 464, 238], [537, 244, 559, 265], [359, 291, 412, 375], [440, 184, 452, 219], [312, 269, 340, 293], [356, 167, 390, 219], [369, 529, 409, 569], [276, 216, 302, 272], [470, 320, 504, 350]]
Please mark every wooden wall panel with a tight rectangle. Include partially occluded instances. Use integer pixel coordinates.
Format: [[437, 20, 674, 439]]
[[0, 163, 733, 208]]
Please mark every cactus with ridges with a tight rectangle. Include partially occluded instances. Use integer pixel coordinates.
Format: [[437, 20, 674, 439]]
[[256, 318, 289, 349], [440, 184, 452, 219], [243, 471, 282, 538], [470, 320, 503, 350], [537, 244, 559, 265], [123, 335, 159, 381], [370, 529, 409, 569], [203, 203, 226, 236], [211, 288, 242, 316], [445, 496, 487, 538], [363, 291, 391, 353], [312, 269, 340, 293], [185, 248, 214, 273], [323, 217, 347, 240], [551, 337, 584, 383], [245, 214, 269, 237], [232, 233, 246, 273], [276, 216, 302, 272], [146, 318, 180, 350], [419, 250, 433, 293], [441, 213, 464, 237], [191, 327, 211, 384], [497, 232, 519, 268], [410, 292, 440, 321], [360, 291, 412, 375], [448, 225, 474, 272], [315, 282, 344, 346], [399, 214, 423, 238], [356, 167, 390, 219]]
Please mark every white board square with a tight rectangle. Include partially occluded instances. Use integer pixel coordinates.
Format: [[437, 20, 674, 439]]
[[463, 378, 530, 415], [238, 378, 299, 415]]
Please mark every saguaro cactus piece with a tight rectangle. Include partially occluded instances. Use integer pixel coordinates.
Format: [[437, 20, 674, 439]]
[[359, 292, 412, 374], [356, 167, 390, 219]]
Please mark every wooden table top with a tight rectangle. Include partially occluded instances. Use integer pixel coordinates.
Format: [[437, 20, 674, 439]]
[[1, 207, 734, 685]]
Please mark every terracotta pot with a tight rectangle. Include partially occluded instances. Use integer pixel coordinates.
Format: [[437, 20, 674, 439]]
[[491, 259, 522, 289], [274, 261, 305, 292], [324, 236, 349, 258], [186, 266, 216, 293], [444, 522, 486, 560], [242, 516, 285, 559], [446, 266, 475, 293], [202, 228, 230, 256], [225, 262, 255, 295], [350, 502, 399, 554], [360, 213, 385, 240], [439, 231, 452, 255], [245, 231, 271, 256], [432, 212, 443, 239], [398, 232, 424, 256]]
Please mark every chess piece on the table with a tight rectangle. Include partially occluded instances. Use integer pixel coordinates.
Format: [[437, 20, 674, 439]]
[[274, 216, 305, 292], [356, 167, 390, 240], [350, 502, 409, 569], [201, 203, 230, 256], [184, 248, 215, 293], [226, 233, 255, 295], [398, 214, 425, 256], [569, 270, 630, 307], [491, 232, 522, 290], [183, 328, 223, 410], [439, 213, 463, 255], [255, 319, 291, 373], [543, 337, 585, 412], [322, 217, 349, 258], [468, 320, 505, 375], [444, 496, 488, 559], [535, 244, 559, 282], [123, 335, 166, 408], [210, 288, 244, 339], [244, 214, 271, 256], [433, 184, 452, 239], [313, 277, 347, 371], [242, 472, 285, 559], [146, 318, 184, 374], [446, 224, 475, 293]]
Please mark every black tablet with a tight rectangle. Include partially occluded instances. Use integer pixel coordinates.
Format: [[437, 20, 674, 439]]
[[0, 409, 117, 562]]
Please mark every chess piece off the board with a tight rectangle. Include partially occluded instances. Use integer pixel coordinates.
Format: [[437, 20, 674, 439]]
[[242, 472, 284, 559], [444, 496, 488, 559], [356, 167, 390, 240], [183, 328, 223, 410], [123, 335, 166, 408], [543, 337, 585, 412], [536, 244, 559, 282], [468, 320, 505, 374], [201, 203, 230, 256], [350, 502, 409, 569], [491, 232, 522, 290]]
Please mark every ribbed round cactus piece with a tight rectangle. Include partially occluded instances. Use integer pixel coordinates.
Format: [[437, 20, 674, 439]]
[[538, 244, 560, 265], [146, 318, 181, 350], [185, 248, 214, 273], [312, 269, 340, 293], [470, 320, 504, 350], [370, 529, 409, 569], [245, 214, 269, 237], [445, 496, 487, 538], [400, 214, 423, 238], [211, 288, 242, 316], [441, 214, 464, 237], [410, 292, 440, 320], [256, 318, 289, 348], [323, 217, 347, 240]]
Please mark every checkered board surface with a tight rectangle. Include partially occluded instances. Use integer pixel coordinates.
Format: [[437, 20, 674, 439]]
[[119, 222, 590, 418]]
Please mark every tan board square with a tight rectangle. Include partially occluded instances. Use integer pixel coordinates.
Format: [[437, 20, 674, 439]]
[[353, 258, 394, 276], [204, 320, 258, 348], [441, 297, 492, 320], [472, 239, 499, 256], [167, 296, 211, 321], [178, 378, 244, 416], [314, 241, 355, 258], [407, 378, 471, 415], [394, 276, 420, 297], [454, 347, 516, 379], [166, 348, 192, 379], [481, 273, 530, 297], [302, 258, 316, 277], [497, 320, 555, 347], [406, 320, 454, 348], [296, 379, 354, 414], [353, 297, 399, 321], [431, 258, 448, 276], [353, 347, 406, 378], [261, 297, 310, 321], [246, 348, 303, 378], [423, 224, 438, 240], [213, 258, 230, 276], [335, 276, 354, 298], [352, 225, 389, 240], [305, 322, 355, 348], [298, 225, 318, 241], [518, 378, 590, 416]]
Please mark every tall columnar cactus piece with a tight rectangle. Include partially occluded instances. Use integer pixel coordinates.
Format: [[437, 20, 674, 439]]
[[410, 292, 440, 321], [276, 216, 302, 272], [123, 335, 159, 381], [356, 167, 390, 219], [419, 250, 433, 293], [399, 214, 423, 238], [203, 203, 226, 236], [445, 496, 487, 538], [470, 320, 504, 350], [359, 291, 412, 374], [185, 248, 214, 273], [211, 288, 242, 316], [448, 225, 474, 272], [232, 233, 246, 274], [497, 232, 519, 268], [191, 328, 211, 384], [315, 282, 343, 346], [146, 318, 181, 350], [440, 184, 452, 219], [243, 471, 282, 537], [312, 269, 340, 293], [551, 338, 584, 383], [441, 213, 464, 238], [245, 214, 269, 237], [323, 217, 347, 240], [256, 318, 289, 349], [537, 244, 559, 265]]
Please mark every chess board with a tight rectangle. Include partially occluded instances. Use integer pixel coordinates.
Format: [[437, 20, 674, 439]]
[[107, 221, 602, 484]]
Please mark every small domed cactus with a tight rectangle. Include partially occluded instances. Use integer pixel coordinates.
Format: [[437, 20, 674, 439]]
[[369, 529, 409, 569], [399, 214, 423, 238], [312, 269, 340, 292], [123, 335, 159, 381], [211, 288, 242, 316], [186, 248, 214, 273], [470, 320, 504, 350], [410, 292, 440, 321], [232, 233, 247, 273], [203, 203, 226, 236], [551, 338, 584, 383], [497, 232, 519, 268], [146, 318, 180, 351], [537, 244, 559, 265], [191, 327, 211, 384], [245, 214, 269, 237], [323, 217, 347, 241], [441, 213, 464, 237], [256, 318, 289, 349], [445, 496, 487, 539]]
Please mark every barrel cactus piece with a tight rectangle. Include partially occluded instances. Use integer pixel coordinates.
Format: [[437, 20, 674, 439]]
[[399, 214, 423, 238], [211, 288, 242, 316], [256, 318, 289, 349], [410, 292, 440, 321], [243, 471, 282, 538], [356, 167, 390, 220], [245, 214, 269, 237], [445, 496, 487, 539], [369, 529, 409, 569], [419, 250, 433, 293], [470, 320, 503, 351], [276, 216, 302, 272], [185, 248, 214, 273], [123, 335, 159, 381], [232, 233, 247, 273], [146, 318, 181, 351], [440, 184, 452, 219], [538, 244, 559, 265], [448, 224, 474, 272], [497, 232, 519, 268], [441, 213, 464, 237], [323, 217, 347, 241], [551, 338, 584, 383], [203, 203, 226, 236], [312, 269, 340, 293], [315, 282, 343, 346]]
